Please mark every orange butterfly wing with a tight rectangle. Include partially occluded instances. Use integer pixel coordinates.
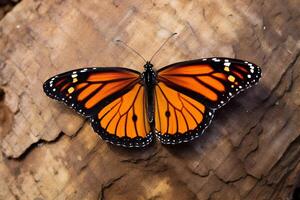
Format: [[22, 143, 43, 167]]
[[44, 67, 153, 147], [155, 57, 261, 144], [154, 81, 214, 144], [91, 82, 152, 147]]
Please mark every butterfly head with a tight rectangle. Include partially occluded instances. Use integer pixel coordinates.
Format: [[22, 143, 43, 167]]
[[144, 61, 153, 70]]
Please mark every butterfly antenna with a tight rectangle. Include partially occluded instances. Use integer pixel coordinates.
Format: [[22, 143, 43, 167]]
[[149, 32, 177, 62], [115, 39, 147, 63]]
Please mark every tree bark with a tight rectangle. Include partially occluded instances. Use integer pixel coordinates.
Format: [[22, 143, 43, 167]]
[[0, 0, 299, 199]]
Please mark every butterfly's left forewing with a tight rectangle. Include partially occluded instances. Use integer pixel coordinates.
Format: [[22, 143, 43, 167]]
[[155, 57, 261, 144], [43, 67, 140, 116], [43, 67, 153, 147]]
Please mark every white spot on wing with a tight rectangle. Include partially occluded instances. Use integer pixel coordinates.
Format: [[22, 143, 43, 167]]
[[224, 62, 231, 67], [212, 58, 221, 62]]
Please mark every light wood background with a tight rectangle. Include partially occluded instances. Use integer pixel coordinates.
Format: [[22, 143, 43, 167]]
[[0, 0, 299, 199]]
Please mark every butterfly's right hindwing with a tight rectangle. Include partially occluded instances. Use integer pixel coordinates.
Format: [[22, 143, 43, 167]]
[[155, 57, 261, 144]]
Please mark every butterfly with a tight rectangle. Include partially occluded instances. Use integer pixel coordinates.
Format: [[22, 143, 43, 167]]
[[43, 55, 261, 147]]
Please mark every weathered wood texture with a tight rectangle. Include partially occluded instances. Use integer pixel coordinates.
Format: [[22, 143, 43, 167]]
[[0, 0, 299, 199]]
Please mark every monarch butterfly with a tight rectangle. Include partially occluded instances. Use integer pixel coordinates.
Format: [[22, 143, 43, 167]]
[[43, 36, 261, 148]]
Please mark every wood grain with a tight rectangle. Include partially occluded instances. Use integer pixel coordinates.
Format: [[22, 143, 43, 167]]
[[0, 0, 299, 199]]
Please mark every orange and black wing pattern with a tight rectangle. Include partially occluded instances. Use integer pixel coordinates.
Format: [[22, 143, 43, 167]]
[[91, 82, 152, 147], [43, 67, 153, 147], [155, 57, 261, 144], [154, 81, 214, 144]]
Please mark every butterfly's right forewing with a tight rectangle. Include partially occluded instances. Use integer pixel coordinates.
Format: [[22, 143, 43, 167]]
[[155, 57, 261, 144]]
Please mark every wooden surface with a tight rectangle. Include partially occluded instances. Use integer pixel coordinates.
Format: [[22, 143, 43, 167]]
[[0, 0, 299, 199]]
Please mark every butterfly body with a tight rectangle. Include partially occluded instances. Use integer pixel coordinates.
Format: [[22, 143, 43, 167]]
[[142, 62, 158, 127], [44, 57, 261, 148]]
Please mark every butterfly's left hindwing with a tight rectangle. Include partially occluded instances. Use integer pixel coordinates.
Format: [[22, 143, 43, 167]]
[[43, 67, 153, 147], [91, 83, 153, 147], [155, 57, 261, 144]]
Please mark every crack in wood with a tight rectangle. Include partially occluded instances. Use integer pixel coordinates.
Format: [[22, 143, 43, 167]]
[[98, 174, 125, 200], [263, 51, 300, 103]]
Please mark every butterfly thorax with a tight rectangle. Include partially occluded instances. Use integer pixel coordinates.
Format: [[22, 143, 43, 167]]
[[143, 61, 156, 85]]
